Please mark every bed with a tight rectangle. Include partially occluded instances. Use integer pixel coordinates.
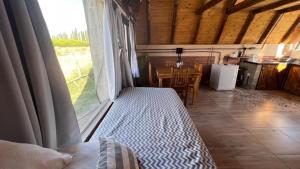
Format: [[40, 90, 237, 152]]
[[91, 87, 216, 169]]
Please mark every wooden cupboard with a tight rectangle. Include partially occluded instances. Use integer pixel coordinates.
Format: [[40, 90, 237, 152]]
[[284, 65, 300, 96]]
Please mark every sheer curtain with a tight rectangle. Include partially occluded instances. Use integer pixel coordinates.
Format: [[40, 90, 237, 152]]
[[0, 0, 81, 148], [85, 0, 134, 101], [129, 22, 140, 78], [83, 0, 109, 102]]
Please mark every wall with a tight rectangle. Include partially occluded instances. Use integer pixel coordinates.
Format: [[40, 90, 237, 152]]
[[137, 44, 300, 62], [259, 44, 299, 58], [134, 0, 148, 45], [137, 44, 261, 64]]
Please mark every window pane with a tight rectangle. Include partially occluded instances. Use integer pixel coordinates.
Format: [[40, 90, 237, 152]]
[[38, 0, 101, 131]]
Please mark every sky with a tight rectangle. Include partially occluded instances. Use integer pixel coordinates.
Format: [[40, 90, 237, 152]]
[[38, 0, 87, 36]]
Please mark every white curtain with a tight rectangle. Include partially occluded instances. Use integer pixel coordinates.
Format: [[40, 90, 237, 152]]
[[129, 22, 140, 78], [103, 0, 122, 100], [84, 0, 134, 101], [83, 0, 109, 102]]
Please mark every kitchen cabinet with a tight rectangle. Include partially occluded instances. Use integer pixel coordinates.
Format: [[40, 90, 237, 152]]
[[284, 65, 300, 96], [256, 64, 288, 90]]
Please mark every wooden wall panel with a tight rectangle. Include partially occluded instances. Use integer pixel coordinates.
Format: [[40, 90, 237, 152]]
[[195, 1, 226, 44], [173, 0, 205, 44], [149, 0, 173, 44], [135, 0, 148, 45], [241, 12, 275, 44], [218, 11, 249, 44], [266, 11, 300, 44]]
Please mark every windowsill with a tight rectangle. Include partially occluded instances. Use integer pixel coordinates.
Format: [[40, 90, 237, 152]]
[[78, 100, 112, 141]]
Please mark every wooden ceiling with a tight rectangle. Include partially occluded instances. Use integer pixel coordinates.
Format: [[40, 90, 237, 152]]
[[134, 0, 300, 45]]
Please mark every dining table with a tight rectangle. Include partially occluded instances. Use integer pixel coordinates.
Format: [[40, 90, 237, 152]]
[[156, 67, 201, 87]]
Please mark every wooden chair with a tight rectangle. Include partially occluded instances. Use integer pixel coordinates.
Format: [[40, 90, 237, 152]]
[[188, 64, 203, 104], [194, 63, 203, 73], [148, 62, 158, 87], [171, 68, 189, 106], [188, 73, 202, 104]]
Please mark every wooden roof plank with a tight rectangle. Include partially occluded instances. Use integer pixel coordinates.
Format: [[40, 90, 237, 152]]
[[227, 0, 264, 14], [257, 12, 283, 44], [258, 4, 300, 44], [193, 0, 224, 43], [196, 0, 224, 14], [214, 0, 236, 43], [170, 0, 179, 44], [235, 11, 255, 44], [281, 15, 300, 43]]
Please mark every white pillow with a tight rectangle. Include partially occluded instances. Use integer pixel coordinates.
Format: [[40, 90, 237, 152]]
[[0, 140, 73, 169]]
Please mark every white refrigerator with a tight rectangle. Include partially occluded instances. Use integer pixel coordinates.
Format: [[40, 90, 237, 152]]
[[209, 64, 239, 90]]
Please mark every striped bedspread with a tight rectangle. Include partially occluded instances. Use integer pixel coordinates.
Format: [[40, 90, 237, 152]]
[[91, 87, 217, 169]]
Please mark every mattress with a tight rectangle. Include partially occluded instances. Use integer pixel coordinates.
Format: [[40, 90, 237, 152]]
[[91, 87, 216, 169]]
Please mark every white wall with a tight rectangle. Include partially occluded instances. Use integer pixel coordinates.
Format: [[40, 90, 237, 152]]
[[259, 44, 300, 58]]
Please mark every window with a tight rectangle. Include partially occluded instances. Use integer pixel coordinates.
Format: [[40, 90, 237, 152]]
[[38, 0, 105, 134]]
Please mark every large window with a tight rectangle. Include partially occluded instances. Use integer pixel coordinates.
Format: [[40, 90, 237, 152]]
[[38, 0, 102, 133]]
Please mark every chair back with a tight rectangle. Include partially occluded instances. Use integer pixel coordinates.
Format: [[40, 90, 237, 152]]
[[193, 74, 202, 88], [148, 62, 154, 86], [194, 63, 203, 73], [171, 68, 189, 88]]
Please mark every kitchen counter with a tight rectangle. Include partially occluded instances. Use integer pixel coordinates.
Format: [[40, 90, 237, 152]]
[[244, 60, 300, 66], [240, 60, 300, 96], [244, 60, 281, 65]]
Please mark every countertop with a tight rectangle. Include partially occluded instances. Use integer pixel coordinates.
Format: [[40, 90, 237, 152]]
[[244, 60, 300, 66]]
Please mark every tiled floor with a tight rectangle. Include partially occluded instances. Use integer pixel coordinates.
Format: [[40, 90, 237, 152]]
[[187, 87, 300, 169]]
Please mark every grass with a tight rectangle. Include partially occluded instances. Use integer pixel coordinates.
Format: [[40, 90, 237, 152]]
[[55, 47, 99, 118], [52, 39, 89, 47]]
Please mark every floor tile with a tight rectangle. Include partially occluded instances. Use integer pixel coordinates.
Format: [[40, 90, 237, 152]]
[[277, 155, 300, 169]]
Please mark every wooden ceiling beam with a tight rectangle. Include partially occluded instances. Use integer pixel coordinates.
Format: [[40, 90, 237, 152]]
[[253, 0, 299, 13], [192, 15, 203, 43], [279, 4, 300, 13], [193, 0, 223, 43], [227, 0, 264, 14], [170, 0, 180, 44], [281, 15, 300, 43], [214, 0, 236, 43], [234, 11, 255, 44], [257, 12, 283, 44]]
